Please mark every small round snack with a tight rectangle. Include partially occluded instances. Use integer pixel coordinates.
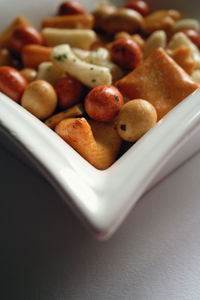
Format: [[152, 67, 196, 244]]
[[21, 80, 57, 119], [124, 0, 149, 17], [55, 76, 84, 108], [0, 48, 12, 66], [0, 66, 28, 102], [9, 25, 44, 53], [110, 38, 142, 69], [180, 29, 200, 48], [117, 99, 157, 141], [20, 68, 37, 83], [58, 1, 86, 16], [84, 85, 123, 122]]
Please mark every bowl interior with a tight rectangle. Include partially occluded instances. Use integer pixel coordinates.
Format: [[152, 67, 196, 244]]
[[0, 0, 200, 238]]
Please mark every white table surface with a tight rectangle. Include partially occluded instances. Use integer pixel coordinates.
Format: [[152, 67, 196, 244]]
[[1, 144, 200, 300]]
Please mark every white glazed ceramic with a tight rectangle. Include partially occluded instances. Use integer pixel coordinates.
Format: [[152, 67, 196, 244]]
[[1, 0, 200, 239]]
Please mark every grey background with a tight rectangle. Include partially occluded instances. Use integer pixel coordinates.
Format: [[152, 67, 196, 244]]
[[1, 143, 200, 300]]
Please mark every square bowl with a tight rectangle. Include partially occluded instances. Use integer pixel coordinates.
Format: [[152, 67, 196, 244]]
[[1, 0, 200, 239]]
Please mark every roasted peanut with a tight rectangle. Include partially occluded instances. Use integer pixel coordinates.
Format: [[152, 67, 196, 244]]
[[55, 76, 84, 108], [58, 1, 86, 16], [143, 30, 167, 58], [55, 117, 122, 170], [9, 25, 43, 53], [102, 8, 144, 34], [42, 14, 94, 29], [45, 103, 84, 129], [117, 99, 157, 141], [114, 32, 144, 48], [21, 80, 57, 119], [111, 38, 142, 69], [92, 2, 117, 29], [20, 68, 37, 82], [142, 10, 181, 34], [0, 66, 28, 102], [42, 28, 97, 49], [124, 0, 149, 17], [22, 44, 52, 68], [37, 62, 66, 86], [0, 48, 12, 66], [84, 85, 123, 122]]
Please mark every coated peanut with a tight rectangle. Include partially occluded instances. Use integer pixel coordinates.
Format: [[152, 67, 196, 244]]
[[143, 30, 167, 58]]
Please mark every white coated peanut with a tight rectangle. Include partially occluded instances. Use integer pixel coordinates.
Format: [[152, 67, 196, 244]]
[[143, 30, 167, 58]]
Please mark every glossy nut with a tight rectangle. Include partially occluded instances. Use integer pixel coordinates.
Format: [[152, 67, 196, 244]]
[[0, 48, 12, 66], [9, 25, 43, 53], [102, 8, 144, 34], [21, 80, 57, 119], [55, 76, 84, 108], [92, 3, 117, 29], [58, 1, 86, 16], [124, 0, 149, 17], [0, 66, 28, 102], [117, 99, 157, 141], [143, 30, 167, 58], [110, 38, 142, 69], [20, 68, 37, 82], [84, 85, 123, 122]]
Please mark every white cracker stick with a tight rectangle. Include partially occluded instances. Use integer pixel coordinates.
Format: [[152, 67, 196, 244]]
[[42, 28, 97, 49], [73, 47, 124, 82], [51, 44, 112, 88]]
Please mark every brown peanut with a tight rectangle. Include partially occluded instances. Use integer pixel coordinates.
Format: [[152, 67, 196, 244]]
[[0, 48, 12, 66], [102, 8, 144, 34]]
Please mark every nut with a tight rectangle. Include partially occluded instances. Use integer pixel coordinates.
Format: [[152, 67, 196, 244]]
[[143, 30, 167, 58], [102, 8, 144, 34], [173, 18, 200, 33], [117, 99, 157, 142]]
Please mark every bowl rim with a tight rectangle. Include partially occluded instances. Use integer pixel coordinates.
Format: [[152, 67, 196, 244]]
[[1, 88, 200, 239]]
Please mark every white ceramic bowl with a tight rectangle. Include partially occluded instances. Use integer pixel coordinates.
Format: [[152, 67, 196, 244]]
[[1, 0, 200, 239]]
